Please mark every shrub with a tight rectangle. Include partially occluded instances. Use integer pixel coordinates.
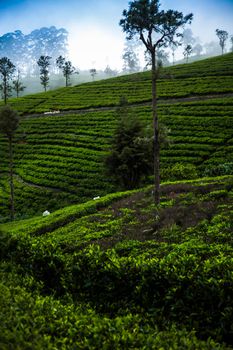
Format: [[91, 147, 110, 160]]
[[203, 163, 233, 177], [105, 98, 152, 189], [161, 163, 198, 181]]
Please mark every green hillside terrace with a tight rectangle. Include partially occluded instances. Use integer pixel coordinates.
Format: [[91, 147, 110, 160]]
[[0, 53, 233, 349], [0, 175, 233, 348], [0, 53, 233, 114], [0, 53, 233, 220]]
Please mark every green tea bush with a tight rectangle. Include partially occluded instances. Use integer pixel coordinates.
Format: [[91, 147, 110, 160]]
[[203, 163, 233, 177], [1, 177, 233, 348], [161, 163, 198, 181], [69, 241, 233, 344], [0, 280, 226, 349]]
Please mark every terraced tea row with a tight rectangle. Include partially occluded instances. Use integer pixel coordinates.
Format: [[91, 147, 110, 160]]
[[164, 52, 233, 77], [1, 53, 233, 115], [1, 95, 233, 219], [1, 177, 232, 349], [5, 76, 233, 115]]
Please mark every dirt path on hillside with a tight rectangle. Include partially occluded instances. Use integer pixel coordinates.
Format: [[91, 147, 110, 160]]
[[23, 92, 233, 119], [14, 174, 72, 195]]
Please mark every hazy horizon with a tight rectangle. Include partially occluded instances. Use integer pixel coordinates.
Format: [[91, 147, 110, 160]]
[[0, 0, 232, 70]]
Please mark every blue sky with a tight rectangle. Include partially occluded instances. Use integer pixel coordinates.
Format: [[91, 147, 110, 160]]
[[0, 0, 232, 69]]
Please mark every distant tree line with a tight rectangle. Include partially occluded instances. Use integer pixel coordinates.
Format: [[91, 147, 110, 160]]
[[122, 26, 233, 69], [0, 26, 68, 76], [0, 54, 79, 100]]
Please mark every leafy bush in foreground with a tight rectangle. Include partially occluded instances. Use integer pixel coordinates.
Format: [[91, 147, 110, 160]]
[[0, 274, 228, 350]]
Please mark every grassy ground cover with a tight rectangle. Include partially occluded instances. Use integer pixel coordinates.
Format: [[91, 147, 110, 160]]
[[0, 176, 232, 348]]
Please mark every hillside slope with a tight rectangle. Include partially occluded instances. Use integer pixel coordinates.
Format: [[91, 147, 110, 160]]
[[0, 176, 233, 348], [0, 53, 233, 220]]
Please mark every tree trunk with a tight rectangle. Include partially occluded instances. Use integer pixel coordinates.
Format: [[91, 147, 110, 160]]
[[65, 75, 68, 87], [8, 136, 15, 220], [3, 76, 7, 105], [151, 50, 160, 205]]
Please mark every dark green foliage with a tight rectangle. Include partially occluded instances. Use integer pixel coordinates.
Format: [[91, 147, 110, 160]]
[[161, 163, 198, 181], [119, 0, 193, 44], [106, 99, 152, 189], [0, 54, 233, 219], [0, 106, 19, 220], [0, 277, 226, 349], [204, 163, 233, 177], [0, 57, 15, 104], [0, 177, 233, 347], [0, 105, 19, 138]]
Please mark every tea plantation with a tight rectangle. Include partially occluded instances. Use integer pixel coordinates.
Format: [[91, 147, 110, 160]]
[[0, 53, 233, 348], [0, 53, 233, 220], [0, 176, 233, 348]]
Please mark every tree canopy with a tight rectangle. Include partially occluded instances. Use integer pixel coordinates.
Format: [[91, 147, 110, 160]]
[[56, 56, 77, 87], [0, 105, 19, 139], [105, 98, 152, 189], [119, 0, 193, 204], [183, 44, 192, 63], [0, 57, 16, 104], [216, 29, 229, 54], [37, 55, 51, 92], [120, 0, 193, 54]]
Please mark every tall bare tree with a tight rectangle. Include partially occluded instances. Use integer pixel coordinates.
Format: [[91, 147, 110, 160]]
[[120, 0, 193, 204], [0, 105, 19, 220]]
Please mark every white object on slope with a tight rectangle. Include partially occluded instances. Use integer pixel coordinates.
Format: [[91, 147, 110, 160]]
[[42, 210, 50, 216]]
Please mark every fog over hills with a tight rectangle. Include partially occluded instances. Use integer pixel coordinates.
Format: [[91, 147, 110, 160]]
[[0, 0, 232, 69]]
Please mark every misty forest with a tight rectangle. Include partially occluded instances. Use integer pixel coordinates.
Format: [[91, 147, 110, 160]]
[[0, 0, 233, 349]]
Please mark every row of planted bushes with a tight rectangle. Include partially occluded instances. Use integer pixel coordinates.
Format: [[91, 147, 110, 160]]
[[1, 94, 233, 220], [1, 52, 232, 114], [1, 226, 232, 345], [9, 76, 233, 114], [0, 275, 226, 350], [1, 177, 232, 347]]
